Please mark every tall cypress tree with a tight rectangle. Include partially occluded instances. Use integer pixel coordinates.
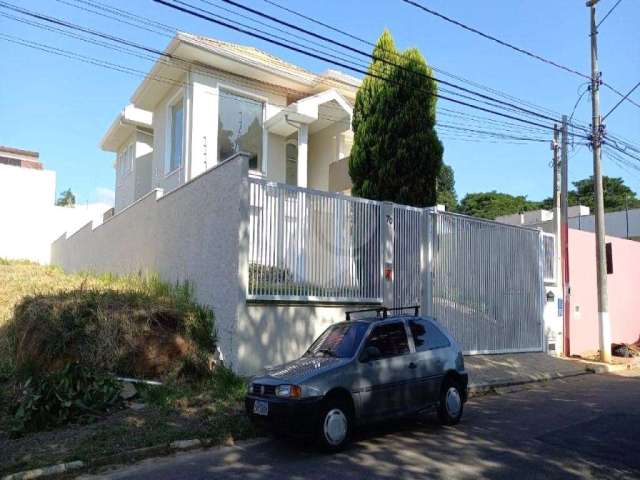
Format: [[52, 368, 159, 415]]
[[349, 30, 443, 207]]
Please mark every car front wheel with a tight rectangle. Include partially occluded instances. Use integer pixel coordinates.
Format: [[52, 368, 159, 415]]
[[317, 399, 352, 452], [437, 377, 464, 426]]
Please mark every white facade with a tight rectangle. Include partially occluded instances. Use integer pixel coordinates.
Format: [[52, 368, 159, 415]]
[[0, 163, 110, 264], [102, 33, 358, 213]]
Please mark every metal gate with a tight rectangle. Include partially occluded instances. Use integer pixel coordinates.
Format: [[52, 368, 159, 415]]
[[393, 205, 423, 308], [429, 212, 544, 354]]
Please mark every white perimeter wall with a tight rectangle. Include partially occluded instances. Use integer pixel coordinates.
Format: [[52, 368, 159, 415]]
[[51, 156, 249, 368], [0, 163, 110, 264]]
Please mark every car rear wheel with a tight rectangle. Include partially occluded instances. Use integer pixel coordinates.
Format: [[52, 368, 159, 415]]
[[317, 399, 352, 452], [437, 377, 464, 426]]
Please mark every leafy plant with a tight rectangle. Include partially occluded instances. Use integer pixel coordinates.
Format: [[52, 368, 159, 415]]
[[11, 362, 122, 436]]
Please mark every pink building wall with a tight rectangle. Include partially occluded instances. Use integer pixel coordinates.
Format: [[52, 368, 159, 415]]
[[569, 228, 640, 355]]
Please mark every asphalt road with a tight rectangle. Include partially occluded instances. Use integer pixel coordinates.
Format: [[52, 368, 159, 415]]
[[81, 371, 640, 480]]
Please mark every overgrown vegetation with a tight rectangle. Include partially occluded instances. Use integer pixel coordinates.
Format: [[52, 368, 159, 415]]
[[0, 261, 216, 379], [11, 362, 122, 437], [0, 260, 254, 475]]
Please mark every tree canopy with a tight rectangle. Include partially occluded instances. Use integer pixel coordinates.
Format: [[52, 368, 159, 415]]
[[458, 191, 539, 220], [539, 175, 640, 212], [55, 189, 76, 207], [436, 163, 458, 211], [349, 30, 443, 207]]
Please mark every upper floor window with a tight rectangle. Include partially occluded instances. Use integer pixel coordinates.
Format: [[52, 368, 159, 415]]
[[168, 95, 184, 174], [126, 144, 134, 173], [218, 89, 264, 171], [285, 142, 298, 185]]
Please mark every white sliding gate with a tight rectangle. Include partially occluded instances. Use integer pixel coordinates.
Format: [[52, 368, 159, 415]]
[[247, 179, 547, 354], [428, 212, 544, 354]]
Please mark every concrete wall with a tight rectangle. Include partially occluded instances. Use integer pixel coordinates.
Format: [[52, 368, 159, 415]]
[[0, 161, 55, 207], [52, 156, 250, 367], [329, 156, 352, 193], [237, 303, 371, 373], [568, 228, 640, 355], [308, 122, 346, 191]]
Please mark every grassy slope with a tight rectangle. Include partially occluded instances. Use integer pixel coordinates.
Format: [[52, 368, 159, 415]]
[[0, 261, 255, 475]]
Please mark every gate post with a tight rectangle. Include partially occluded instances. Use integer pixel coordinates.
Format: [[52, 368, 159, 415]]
[[422, 207, 437, 317], [382, 202, 395, 308]]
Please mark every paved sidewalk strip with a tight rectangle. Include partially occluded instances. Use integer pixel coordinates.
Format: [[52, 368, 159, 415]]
[[465, 352, 594, 393]]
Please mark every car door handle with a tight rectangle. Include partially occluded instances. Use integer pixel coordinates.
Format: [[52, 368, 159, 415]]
[[409, 362, 417, 369]]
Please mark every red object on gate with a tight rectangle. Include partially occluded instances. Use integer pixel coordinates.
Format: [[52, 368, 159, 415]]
[[384, 267, 393, 281]]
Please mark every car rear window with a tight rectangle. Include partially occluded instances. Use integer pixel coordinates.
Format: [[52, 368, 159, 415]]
[[409, 318, 451, 351], [365, 322, 410, 358]]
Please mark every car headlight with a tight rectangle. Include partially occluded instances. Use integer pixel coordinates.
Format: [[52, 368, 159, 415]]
[[247, 382, 254, 394], [276, 384, 301, 399]]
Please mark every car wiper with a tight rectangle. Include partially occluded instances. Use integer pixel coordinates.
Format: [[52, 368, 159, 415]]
[[318, 348, 337, 357]]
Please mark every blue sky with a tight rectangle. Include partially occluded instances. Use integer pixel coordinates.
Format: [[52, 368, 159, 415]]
[[1, 0, 639, 205]]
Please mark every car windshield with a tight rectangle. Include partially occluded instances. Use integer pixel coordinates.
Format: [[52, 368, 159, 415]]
[[304, 322, 369, 359]]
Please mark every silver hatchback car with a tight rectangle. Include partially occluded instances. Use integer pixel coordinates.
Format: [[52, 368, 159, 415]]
[[245, 307, 468, 451]]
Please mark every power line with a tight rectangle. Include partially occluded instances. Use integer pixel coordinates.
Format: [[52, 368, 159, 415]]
[[59, 0, 588, 130], [201, 0, 568, 126], [399, 0, 591, 80], [155, 0, 582, 137], [259, 0, 570, 121], [602, 79, 640, 120], [261, 0, 374, 48], [5, 0, 556, 137], [6, 0, 610, 146], [597, 0, 623, 27], [400, 0, 640, 113]]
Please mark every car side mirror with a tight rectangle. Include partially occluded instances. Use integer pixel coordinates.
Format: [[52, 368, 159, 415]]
[[361, 345, 382, 362]]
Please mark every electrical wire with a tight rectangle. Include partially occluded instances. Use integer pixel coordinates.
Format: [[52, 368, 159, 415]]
[[597, 0, 623, 28], [154, 0, 588, 137], [400, 0, 640, 113], [602, 79, 640, 120], [399, 0, 591, 80], [55, 0, 592, 132]]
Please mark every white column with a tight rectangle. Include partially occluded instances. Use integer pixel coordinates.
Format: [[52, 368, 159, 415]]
[[297, 124, 308, 188]]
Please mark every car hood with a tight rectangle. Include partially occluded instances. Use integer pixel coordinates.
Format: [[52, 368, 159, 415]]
[[260, 356, 347, 383]]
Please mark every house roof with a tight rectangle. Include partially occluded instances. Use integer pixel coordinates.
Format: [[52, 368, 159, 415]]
[[130, 33, 361, 110], [100, 105, 153, 152]]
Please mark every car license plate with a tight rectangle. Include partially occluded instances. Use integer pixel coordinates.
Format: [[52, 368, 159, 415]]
[[253, 400, 268, 416]]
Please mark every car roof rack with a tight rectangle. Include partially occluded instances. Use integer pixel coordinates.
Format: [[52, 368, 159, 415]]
[[345, 305, 419, 321]]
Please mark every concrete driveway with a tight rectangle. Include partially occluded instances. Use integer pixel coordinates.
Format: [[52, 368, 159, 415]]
[[81, 371, 640, 480]]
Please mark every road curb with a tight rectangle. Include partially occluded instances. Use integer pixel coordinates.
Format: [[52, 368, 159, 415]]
[[467, 369, 592, 398], [1, 436, 241, 480], [1, 461, 84, 480]]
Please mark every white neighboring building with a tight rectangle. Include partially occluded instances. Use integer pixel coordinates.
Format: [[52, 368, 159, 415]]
[[496, 205, 640, 241], [0, 146, 111, 264]]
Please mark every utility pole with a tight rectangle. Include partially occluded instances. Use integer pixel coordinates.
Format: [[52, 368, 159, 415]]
[[587, 0, 611, 363], [552, 124, 561, 287], [560, 116, 571, 357]]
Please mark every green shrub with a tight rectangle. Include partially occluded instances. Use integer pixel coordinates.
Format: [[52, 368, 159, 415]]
[[11, 362, 122, 437]]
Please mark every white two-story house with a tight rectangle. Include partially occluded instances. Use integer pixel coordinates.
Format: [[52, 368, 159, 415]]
[[101, 32, 358, 212]]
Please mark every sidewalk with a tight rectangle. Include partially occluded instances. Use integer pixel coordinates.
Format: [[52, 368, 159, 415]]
[[465, 352, 595, 396]]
